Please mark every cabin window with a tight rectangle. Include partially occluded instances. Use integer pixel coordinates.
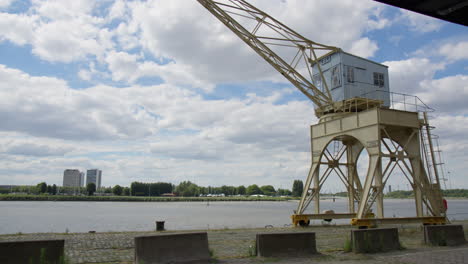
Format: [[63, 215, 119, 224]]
[[331, 65, 341, 89], [347, 66, 354, 83], [373, 72, 384, 87], [313, 74, 322, 91]]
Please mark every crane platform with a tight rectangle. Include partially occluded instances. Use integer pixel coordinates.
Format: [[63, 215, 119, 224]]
[[291, 212, 375, 226]]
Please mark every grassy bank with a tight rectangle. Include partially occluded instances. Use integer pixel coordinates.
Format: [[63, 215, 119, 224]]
[[0, 194, 294, 202]]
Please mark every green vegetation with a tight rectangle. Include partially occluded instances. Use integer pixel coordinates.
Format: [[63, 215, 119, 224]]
[[112, 185, 123, 196], [292, 180, 303, 197], [343, 239, 352, 253], [37, 182, 47, 194], [32, 248, 69, 264], [131, 182, 173, 196], [260, 185, 276, 196], [385, 189, 468, 198], [248, 244, 256, 257], [276, 188, 292, 196], [0, 194, 291, 202], [333, 191, 348, 197], [86, 183, 96, 196], [4, 178, 467, 202], [385, 190, 414, 198], [1, 179, 298, 200], [174, 181, 198, 197], [441, 189, 468, 198], [246, 184, 262, 195]]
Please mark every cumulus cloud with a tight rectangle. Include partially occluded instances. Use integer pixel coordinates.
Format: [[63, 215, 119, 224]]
[[0, 13, 37, 45], [397, 9, 444, 33], [0, 60, 319, 187], [0, 63, 315, 147], [417, 75, 468, 113], [384, 58, 445, 94], [125, 0, 387, 86], [1, 0, 391, 86], [349, 37, 379, 58], [0, 0, 14, 8], [0, 64, 157, 140], [383, 58, 468, 114], [438, 41, 468, 62], [2, 141, 73, 157]]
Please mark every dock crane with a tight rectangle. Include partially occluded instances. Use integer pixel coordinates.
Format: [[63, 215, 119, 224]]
[[198, 0, 447, 227]]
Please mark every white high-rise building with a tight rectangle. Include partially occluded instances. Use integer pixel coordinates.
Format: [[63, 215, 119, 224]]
[[86, 169, 102, 189], [80, 172, 85, 187], [63, 169, 83, 187]]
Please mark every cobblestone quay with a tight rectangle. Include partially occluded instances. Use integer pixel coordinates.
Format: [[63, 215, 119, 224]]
[[0, 222, 467, 264]]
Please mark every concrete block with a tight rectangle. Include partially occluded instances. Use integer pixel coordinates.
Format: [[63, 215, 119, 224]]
[[256, 232, 317, 257], [424, 225, 466, 246], [0, 239, 65, 264], [351, 228, 400, 253], [134, 232, 211, 264]]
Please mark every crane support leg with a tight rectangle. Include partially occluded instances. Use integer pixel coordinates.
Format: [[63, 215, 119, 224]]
[[292, 108, 446, 227]]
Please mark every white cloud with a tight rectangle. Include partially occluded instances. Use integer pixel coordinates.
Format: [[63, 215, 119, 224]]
[[439, 41, 468, 62], [0, 61, 318, 187], [0, 13, 37, 45], [397, 10, 443, 33], [0, 0, 13, 8], [384, 58, 445, 94], [78, 69, 92, 81], [30, 0, 96, 21], [384, 58, 468, 114], [124, 0, 387, 86], [2, 140, 73, 157], [0, 64, 157, 140], [105, 51, 140, 82], [32, 19, 104, 63], [107, 0, 127, 22], [417, 75, 468, 113], [349, 37, 379, 58], [2, 0, 391, 86]]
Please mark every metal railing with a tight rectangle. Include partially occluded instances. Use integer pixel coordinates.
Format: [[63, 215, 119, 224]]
[[360, 90, 434, 114]]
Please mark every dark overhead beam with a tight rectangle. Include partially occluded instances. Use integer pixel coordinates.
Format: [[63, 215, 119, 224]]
[[374, 0, 468, 27]]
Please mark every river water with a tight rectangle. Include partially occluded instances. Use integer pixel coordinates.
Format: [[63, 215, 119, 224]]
[[1, 199, 467, 234]]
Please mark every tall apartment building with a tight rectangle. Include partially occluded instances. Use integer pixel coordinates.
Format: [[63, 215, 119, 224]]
[[86, 169, 102, 189], [80, 172, 85, 187], [63, 169, 84, 187]]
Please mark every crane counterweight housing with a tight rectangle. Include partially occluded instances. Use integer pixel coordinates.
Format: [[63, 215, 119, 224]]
[[312, 51, 390, 107]]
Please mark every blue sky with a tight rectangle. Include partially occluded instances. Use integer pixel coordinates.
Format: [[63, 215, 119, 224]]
[[0, 0, 467, 191]]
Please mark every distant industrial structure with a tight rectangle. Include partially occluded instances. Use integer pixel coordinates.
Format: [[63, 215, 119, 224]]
[[86, 169, 102, 189], [63, 169, 84, 187]]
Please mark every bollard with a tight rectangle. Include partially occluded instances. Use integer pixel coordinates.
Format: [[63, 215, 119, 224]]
[[424, 225, 466, 246], [0, 239, 65, 264], [256, 232, 317, 257], [156, 221, 165, 231], [135, 232, 210, 264], [351, 228, 400, 253]]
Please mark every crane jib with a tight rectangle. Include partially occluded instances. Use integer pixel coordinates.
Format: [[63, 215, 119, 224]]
[[197, 0, 338, 115]]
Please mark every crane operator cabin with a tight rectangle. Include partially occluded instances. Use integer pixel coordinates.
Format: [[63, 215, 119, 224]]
[[312, 51, 390, 107]]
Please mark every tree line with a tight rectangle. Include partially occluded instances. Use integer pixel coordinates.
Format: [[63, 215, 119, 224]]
[[2, 180, 305, 197], [385, 189, 468, 199]]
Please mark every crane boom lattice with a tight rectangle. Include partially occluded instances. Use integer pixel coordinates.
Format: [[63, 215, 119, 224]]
[[197, 0, 338, 113]]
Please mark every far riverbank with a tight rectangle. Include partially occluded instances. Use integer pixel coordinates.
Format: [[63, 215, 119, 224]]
[[0, 194, 293, 202]]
